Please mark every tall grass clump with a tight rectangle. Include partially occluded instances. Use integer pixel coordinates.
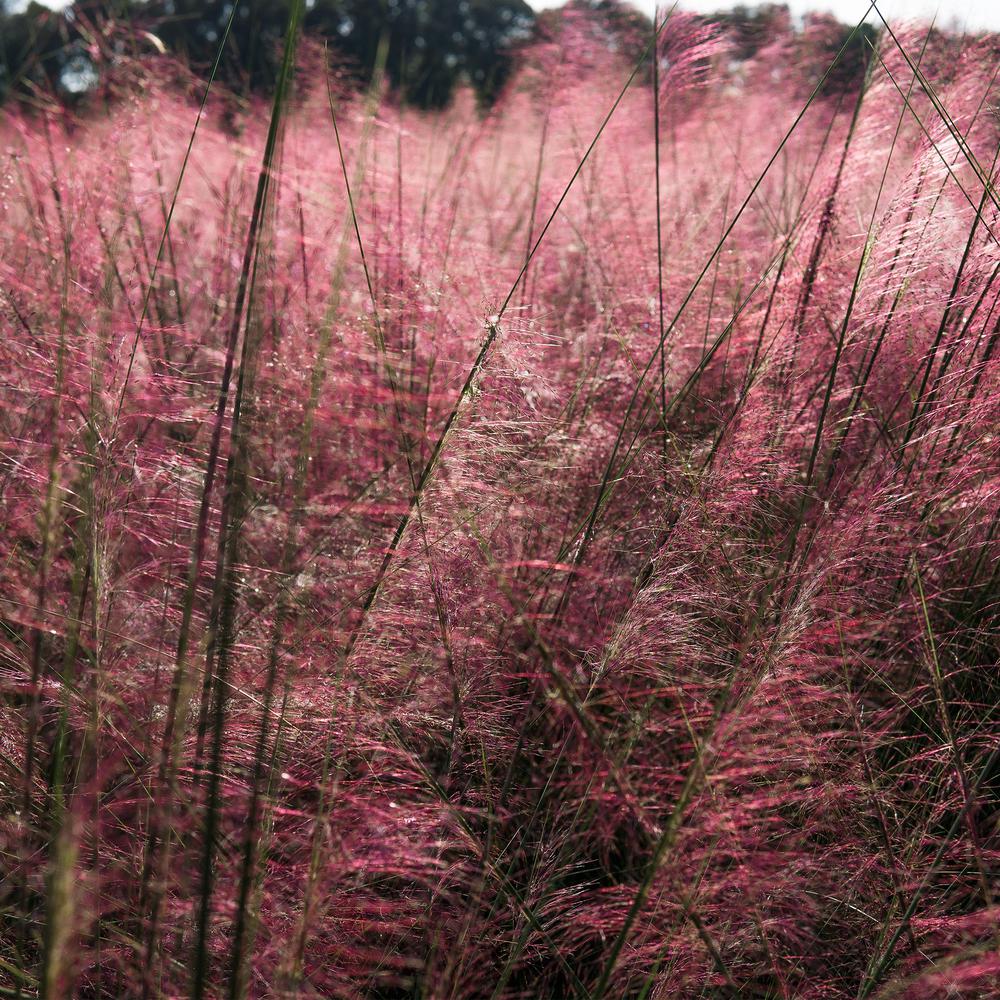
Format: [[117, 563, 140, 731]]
[[1, 1, 999, 996]]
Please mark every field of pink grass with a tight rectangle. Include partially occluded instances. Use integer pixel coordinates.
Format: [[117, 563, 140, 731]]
[[1, 4, 999, 997]]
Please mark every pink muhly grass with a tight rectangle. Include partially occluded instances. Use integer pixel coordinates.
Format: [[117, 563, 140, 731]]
[[0, 3, 999, 998]]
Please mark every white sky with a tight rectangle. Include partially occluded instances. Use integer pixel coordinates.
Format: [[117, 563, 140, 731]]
[[531, 0, 1000, 33]]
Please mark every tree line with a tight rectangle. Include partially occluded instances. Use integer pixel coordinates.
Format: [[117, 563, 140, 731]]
[[0, 0, 536, 109], [0, 1, 881, 112]]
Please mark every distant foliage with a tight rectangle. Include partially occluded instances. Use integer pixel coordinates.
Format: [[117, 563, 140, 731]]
[[0, 0, 536, 108], [0, 1, 886, 112]]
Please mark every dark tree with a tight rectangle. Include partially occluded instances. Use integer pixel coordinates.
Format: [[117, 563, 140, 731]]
[[0, 2, 70, 101], [130, 0, 535, 108], [1, 0, 535, 108], [715, 4, 791, 61], [311, 0, 536, 108]]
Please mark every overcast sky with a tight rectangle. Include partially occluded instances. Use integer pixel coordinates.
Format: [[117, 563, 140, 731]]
[[531, 0, 1000, 33]]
